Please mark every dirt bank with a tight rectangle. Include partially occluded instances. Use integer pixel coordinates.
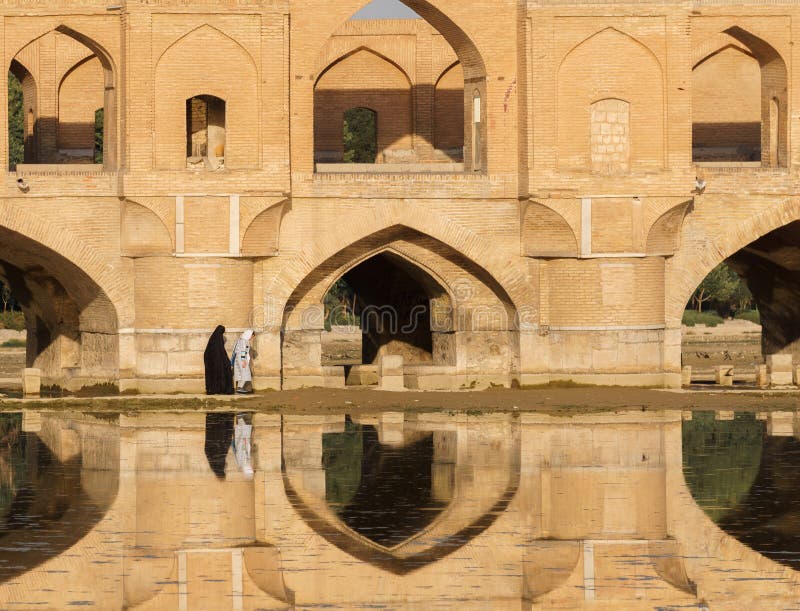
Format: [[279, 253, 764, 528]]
[[1, 385, 797, 415]]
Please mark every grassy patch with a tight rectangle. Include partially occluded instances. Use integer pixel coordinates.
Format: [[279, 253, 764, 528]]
[[0, 311, 24, 331], [682, 310, 724, 327], [734, 309, 761, 325], [1, 339, 24, 348]]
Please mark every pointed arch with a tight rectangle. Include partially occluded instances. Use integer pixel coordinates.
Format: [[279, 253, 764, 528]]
[[315, 44, 413, 86], [9, 26, 118, 168], [155, 23, 257, 73], [154, 25, 258, 170], [692, 26, 787, 166], [314, 48, 413, 163], [557, 27, 664, 172]]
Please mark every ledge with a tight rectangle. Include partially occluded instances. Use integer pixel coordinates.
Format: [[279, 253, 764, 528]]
[[315, 162, 465, 174], [13, 164, 108, 176]]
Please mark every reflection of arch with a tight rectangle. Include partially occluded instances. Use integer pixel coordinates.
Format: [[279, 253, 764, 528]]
[[521, 202, 579, 258], [673, 419, 800, 598], [557, 27, 664, 171], [0, 429, 119, 584], [154, 25, 258, 170], [692, 26, 788, 166], [280, 416, 519, 575]]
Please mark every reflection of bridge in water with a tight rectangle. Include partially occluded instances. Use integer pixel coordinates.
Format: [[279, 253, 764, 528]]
[[1, 409, 800, 609]]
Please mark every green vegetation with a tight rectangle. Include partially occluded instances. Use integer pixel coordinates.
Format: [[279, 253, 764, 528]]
[[0, 311, 24, 331], [0, 413, 24, 521], [684, 262, 760, 325], [322, 420, 363, 511], [94, 108, 104, 164], [343, 107, 377, 163], [8, 72, 23, 168], [735, 309, 761, 325], [323, 278, 358, 331], [682, 411, 763, 522], [682, 310, 724, 327], [689, 262, 754, 315], [1, 339, 24, 348]]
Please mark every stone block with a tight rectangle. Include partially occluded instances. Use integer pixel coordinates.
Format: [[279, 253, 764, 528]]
[[378, 355, 404, 390], [755, 365, 768, 387], [768, 411, 795, 437], [22, 410, 42, 432], [322, 366, 345, 388], [167, 351, 202, 375], [767, 354, 794, 386], [714, 410, 735, 421], [136, 352, 168, 376], [21, 368, 41, 397], [714, 365, 733, 386], [346, 365, 379, 386], [681, 366, 692, 386]]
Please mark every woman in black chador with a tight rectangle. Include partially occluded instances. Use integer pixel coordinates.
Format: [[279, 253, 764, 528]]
[[204, 325, 233, 394]]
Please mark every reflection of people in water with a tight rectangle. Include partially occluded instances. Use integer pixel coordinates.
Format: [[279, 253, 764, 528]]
[[203, 326, 233, 395], [231, 329, 254, 394]]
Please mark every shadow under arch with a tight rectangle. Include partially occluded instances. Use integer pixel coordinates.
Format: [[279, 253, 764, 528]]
[[0, 224, 119, 387]]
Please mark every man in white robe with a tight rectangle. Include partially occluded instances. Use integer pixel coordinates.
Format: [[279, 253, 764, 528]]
[[231, 329, 254, 393]]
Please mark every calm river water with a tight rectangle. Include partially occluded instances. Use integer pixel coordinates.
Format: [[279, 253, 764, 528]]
[[0, 408, 798, 609]]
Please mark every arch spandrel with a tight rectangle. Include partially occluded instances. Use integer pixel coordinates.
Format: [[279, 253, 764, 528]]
[[264, 216, 527, 332]]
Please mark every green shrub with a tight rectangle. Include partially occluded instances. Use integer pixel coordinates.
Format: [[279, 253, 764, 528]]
[[0, 311, 24, 331], [734, 309, 761, 325], [682, 310, 724, 327], [1, 339, 24, 348]]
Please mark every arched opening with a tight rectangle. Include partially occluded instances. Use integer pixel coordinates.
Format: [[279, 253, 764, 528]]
[[0, 227, 119, 394], [7, 27, 117, 170], [321, 252, 449, 377], [281, 226, 518, 390], [8, 60, 37, 168], [185, 94, 226, 170], [681, 221, 800, 386], [313, 0, 484, 172], [343, 107, 377, 163], [692, 28, 787, 167], [557, 27, 664, 172]]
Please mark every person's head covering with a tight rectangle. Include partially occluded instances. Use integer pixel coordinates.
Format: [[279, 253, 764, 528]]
[[241, 329, 254, 341], [204, 325, 233, 395]]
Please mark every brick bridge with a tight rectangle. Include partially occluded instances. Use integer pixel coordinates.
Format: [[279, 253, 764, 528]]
[[1, 1, 799, 392]]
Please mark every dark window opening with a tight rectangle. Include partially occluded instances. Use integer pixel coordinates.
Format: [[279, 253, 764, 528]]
[[186, 95, 226, 170]]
